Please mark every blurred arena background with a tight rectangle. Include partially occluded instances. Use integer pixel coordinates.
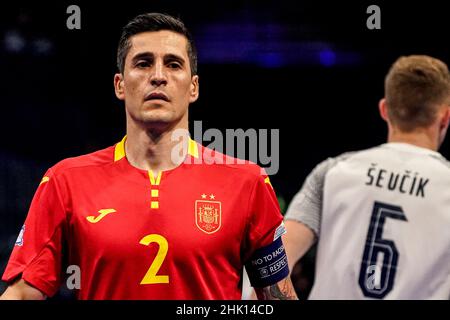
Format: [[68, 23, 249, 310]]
[[1, 0, 449, 299]]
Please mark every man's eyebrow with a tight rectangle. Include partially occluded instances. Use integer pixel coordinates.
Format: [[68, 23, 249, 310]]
[[131, 52, 154, 64], [164, 54, 186, 64], [130, 52, 185, 65]]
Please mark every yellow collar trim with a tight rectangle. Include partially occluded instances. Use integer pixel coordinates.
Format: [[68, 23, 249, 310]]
[[114, 135, 199, 162], [114, 136, 127, 162], [188, 138, 199, 159], [148, 171, 162, 185]]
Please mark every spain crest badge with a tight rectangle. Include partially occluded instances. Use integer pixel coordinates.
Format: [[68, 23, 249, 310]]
[[195, 194, 221, 234]]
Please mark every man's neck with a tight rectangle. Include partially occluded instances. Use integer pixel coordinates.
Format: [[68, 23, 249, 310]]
[[387, 128, 439, 151], [125, 121, 190, 174]]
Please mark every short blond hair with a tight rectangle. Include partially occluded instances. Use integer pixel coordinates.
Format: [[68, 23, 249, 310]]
[[385, 55, 450, 132]]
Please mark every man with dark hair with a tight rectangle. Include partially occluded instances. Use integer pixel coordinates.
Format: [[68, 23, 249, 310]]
[[283, 55, 450, 299], [116, 12, 197, 76], [0, 13, 297, 300]]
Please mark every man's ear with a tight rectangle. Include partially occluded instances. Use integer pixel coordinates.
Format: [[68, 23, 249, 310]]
[[437, 106, 450, 147], [189, 75, 199, 103], [379, 98, 389, 122], [114, 73, 125, 101], [439, 106, 450, 130]]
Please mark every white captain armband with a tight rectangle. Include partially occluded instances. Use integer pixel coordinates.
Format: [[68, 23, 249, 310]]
[[245, 237, 289, 288]]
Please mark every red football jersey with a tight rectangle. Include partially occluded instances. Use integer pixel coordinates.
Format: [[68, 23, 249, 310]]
[[2, 137, 283, 299]]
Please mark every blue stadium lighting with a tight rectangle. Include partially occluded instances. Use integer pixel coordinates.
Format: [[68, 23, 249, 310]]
[[319, 49, 336, 67], [3, 30, 26, 53], [258, 53, 284, 68]]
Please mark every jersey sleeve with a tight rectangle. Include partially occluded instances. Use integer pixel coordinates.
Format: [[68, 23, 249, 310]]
[[242, 172, 284, 262], [1, 168, 67, 297], [284, 158, 333, 237]]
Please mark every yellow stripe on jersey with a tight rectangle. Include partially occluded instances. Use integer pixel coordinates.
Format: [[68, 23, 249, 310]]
[[148, 171, 162, 186], [151, 189, 159, 197], [151, 201, 159, 209], [40, 176, 50, 185], [115, 136, 197, 161], [188, 138, 199, 159], [264, 177, 273, 188], [114, 136, 127, 161]]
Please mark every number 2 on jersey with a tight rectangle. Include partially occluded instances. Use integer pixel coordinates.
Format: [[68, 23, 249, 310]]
[[358, 201, 407, 299], [139, 234, 169, 284]]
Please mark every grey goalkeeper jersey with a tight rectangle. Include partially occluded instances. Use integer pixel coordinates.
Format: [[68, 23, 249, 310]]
[[285, 143, 450, 299]]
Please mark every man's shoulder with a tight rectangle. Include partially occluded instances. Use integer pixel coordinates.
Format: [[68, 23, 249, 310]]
[[49, 144, 116, 176], [317, 143, 450, 177], [340, 143, 450, 167], [324, 144, 389, 166], [314, 149, 361, 173], [305, 146, 384, 182]]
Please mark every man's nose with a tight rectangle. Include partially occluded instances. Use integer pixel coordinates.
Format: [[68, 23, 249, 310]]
[[150, 61, 168, 86]]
